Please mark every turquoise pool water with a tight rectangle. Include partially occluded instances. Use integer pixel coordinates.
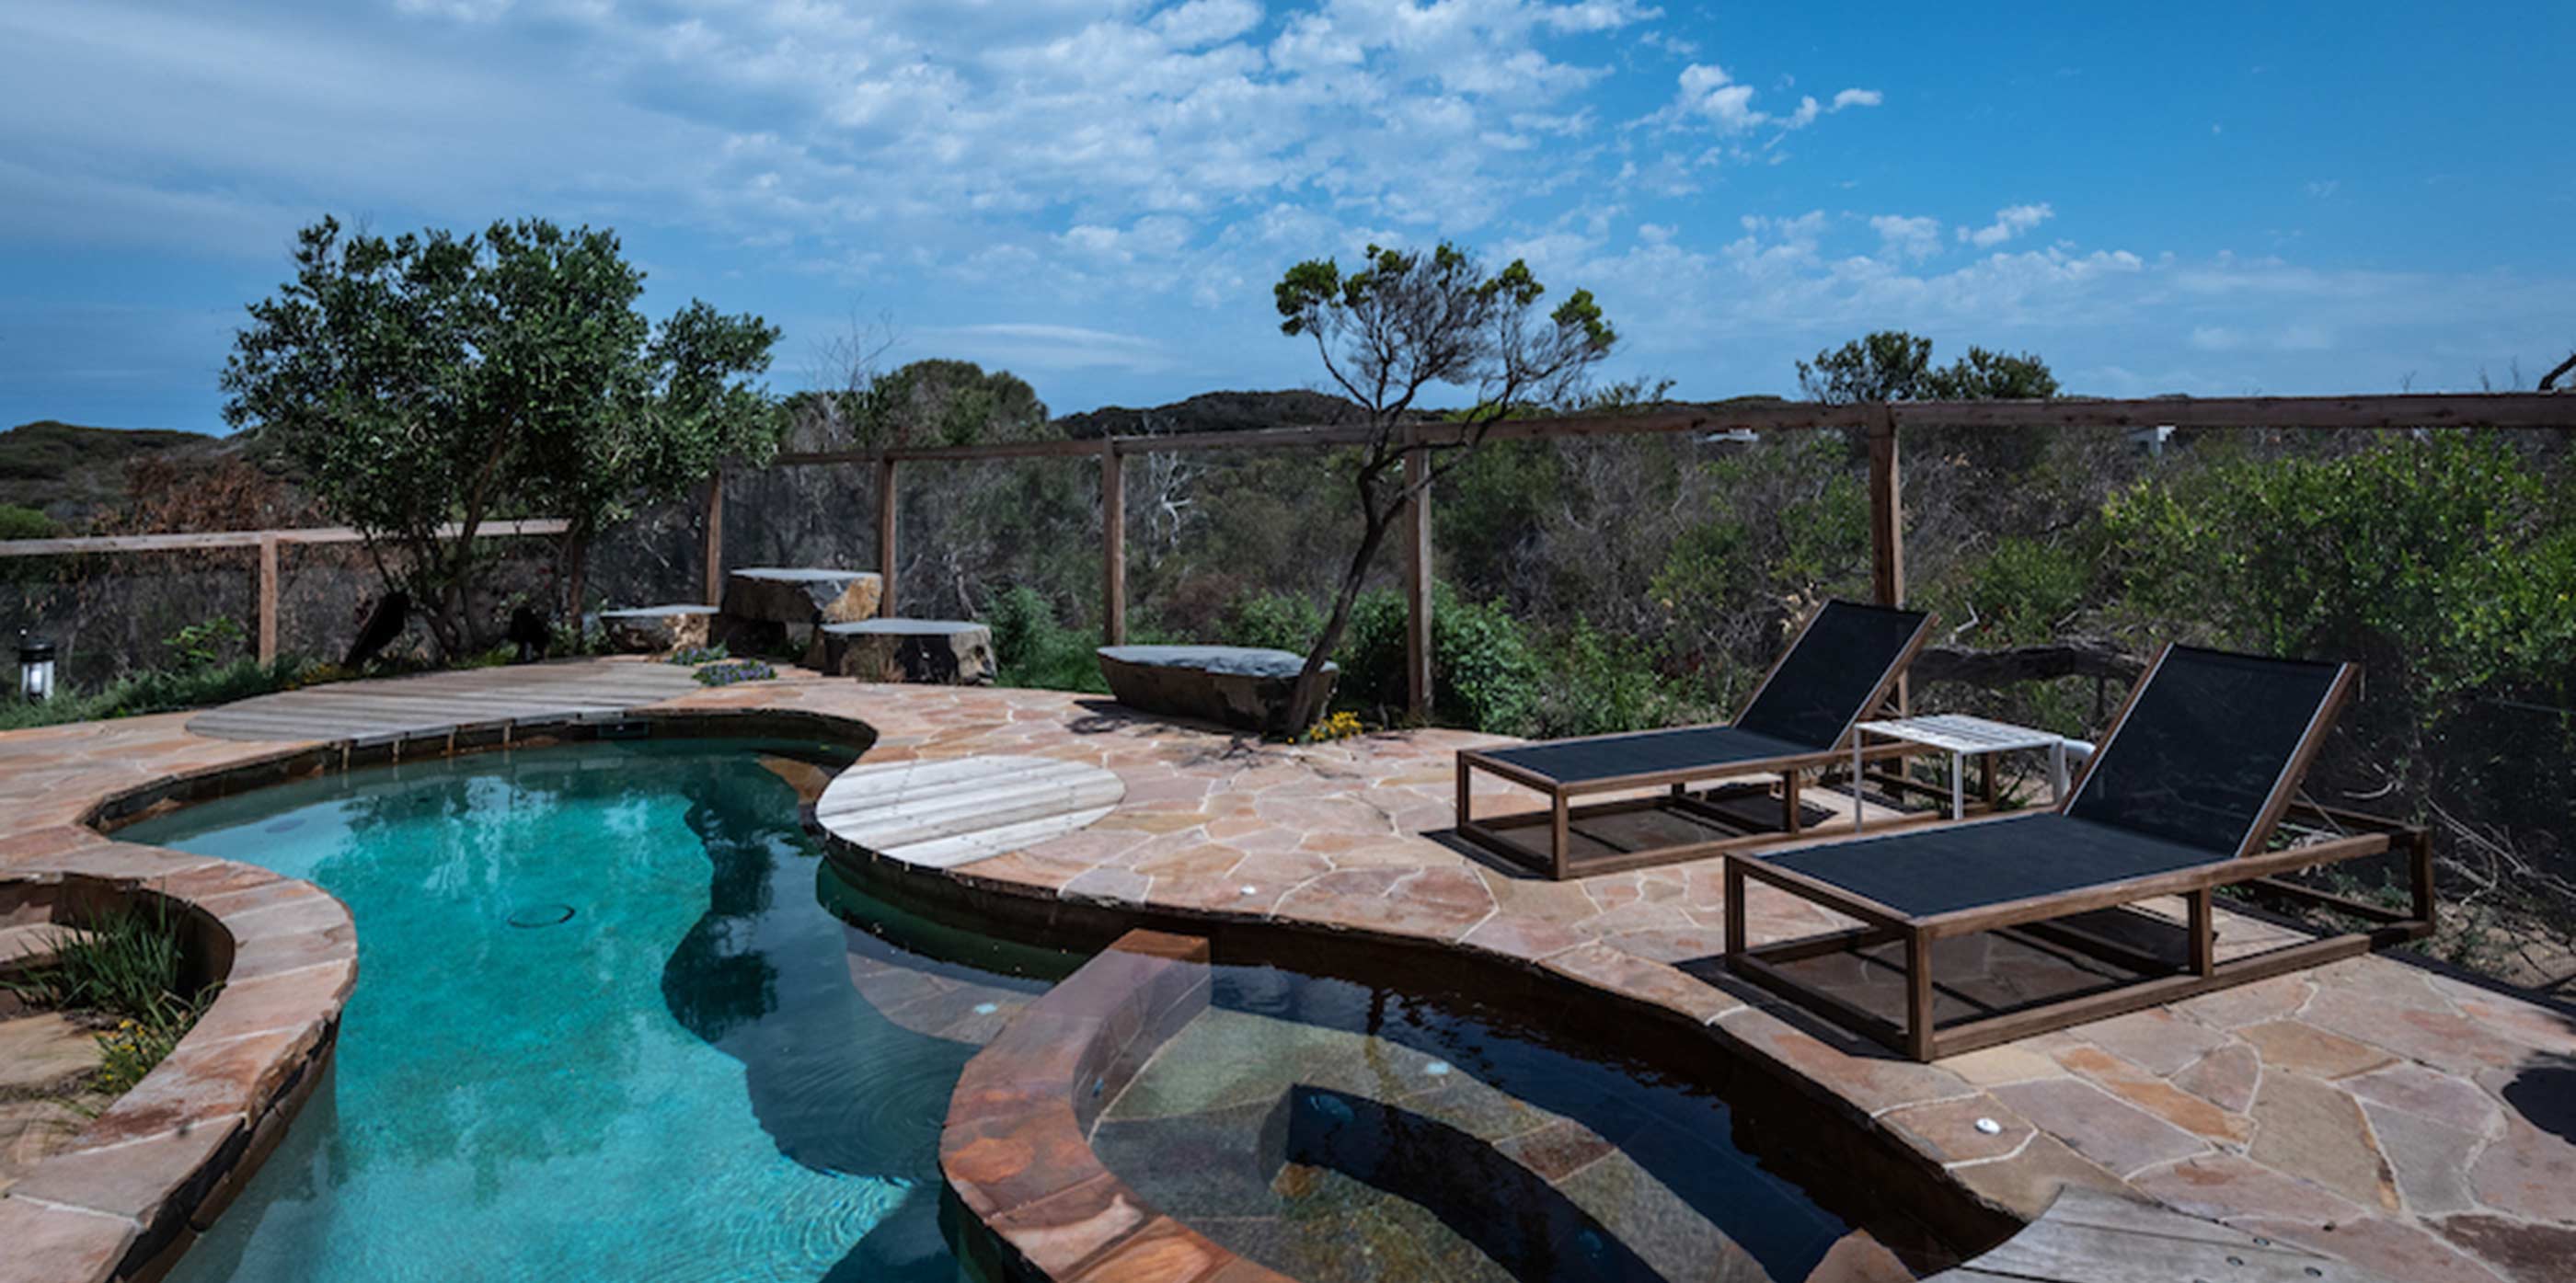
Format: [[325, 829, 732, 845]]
[[125, 739, 1066, 1283]]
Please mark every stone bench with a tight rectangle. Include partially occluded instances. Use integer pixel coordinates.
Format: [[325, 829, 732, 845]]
[[597, 604, 719, 655], [819, 619, 995, 684], [1095, 645, 1336, 734], [717, 567, 884, 657]]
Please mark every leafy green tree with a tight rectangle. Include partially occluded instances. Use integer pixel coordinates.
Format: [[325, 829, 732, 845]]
[[224, 217, 776, 655], [1797, 329, 2056, 403], [1272, 241, 1616, 729], [1797, 331, 1932, 404]]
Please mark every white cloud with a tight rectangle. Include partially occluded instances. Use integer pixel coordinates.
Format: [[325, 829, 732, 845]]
[[1660, 63, 1880, 136], [1869, 213, 1942, 261], [1151, 0, 1265, 47], [930, 323, 1183, 373], [1959, 202, 2054, 247]]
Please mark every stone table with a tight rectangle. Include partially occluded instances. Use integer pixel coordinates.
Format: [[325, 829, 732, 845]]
[[1096, 645, 1336, 735], [818, 618, 996, 684], [719, 567, 884, 655]]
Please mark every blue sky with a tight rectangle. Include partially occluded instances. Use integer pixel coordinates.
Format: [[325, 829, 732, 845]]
[[4, 1, 2571, 432]]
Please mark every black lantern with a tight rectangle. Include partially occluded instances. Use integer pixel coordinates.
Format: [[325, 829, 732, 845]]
[[17, 634, 55, 702]]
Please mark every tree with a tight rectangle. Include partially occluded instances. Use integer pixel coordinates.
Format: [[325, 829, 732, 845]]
[[224, 217, 777, 656], [1272, 242, 1616, 731], [1797, 329, 2056, 403], [1797, 331, 1931, 404], [522, 295, 782, 619]]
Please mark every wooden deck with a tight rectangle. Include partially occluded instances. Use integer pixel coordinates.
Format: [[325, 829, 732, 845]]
[[184, 659, 704, 743], [1932, 1187, 2391, 1281], [814, 754, 1126, 869]]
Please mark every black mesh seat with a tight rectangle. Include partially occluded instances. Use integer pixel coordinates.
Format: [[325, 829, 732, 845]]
[[1481, 725, 1820, 784], [1722, 642, 2420, 1062], [1758, 646, 2348, 915], [1478, 601, 1930, 785], [1765, 813, 2217, 917]]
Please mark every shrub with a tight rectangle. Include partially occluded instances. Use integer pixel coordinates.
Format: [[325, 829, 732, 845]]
[[165, 616, 247, 670], [665, 644, 730, 666], [985, 585, 1109, 693], [1961, 537, 2087, 644], [0, 503, 60, 540], [1528, 618, 1686, 739], [1321, 585, 1544, 735], [1224, 591, 1325, 654]]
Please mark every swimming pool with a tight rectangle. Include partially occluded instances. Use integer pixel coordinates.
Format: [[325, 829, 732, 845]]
[[124, 739, 1072, 1283]]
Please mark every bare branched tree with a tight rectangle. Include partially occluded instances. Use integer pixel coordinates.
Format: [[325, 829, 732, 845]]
[[1272, 242, 1616, 731]]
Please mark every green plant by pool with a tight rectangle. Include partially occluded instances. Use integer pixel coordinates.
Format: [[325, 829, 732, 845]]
[[123, 739, 1067, 1282]]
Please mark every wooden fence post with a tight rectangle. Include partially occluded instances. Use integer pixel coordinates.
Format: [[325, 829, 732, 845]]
[[1101, 441, 1127, 645], [256, 534, 279, 665], [1404, 438, 1432, 721], [702, 471, 725, 607], [877, 455, 899, 617], [1868, 404, 1906, 711]]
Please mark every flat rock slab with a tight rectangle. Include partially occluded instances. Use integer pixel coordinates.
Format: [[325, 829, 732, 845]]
[[0, 1014, 101, 1094], [722, 567, 884, 625], [816, 754, 1124, 869], [598, 604, 719, 655], [1097, 645, 1337, 735], [817, 619, 995, 684]]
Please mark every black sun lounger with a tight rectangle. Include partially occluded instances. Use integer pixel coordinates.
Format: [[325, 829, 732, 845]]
[[1724, 645, 2435, 1061], [1454, 600, 1935, 879]]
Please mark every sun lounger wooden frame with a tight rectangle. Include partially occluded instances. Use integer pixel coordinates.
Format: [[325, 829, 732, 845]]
[[1723, 645, 2436, 1061], [1454, 601, 1937, 880]]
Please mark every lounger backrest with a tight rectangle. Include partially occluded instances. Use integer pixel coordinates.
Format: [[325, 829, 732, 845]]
[[2064, 645, 2353, 858], [1733, 601, 1933, 751]]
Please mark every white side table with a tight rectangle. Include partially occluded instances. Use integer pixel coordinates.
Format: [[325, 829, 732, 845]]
[[1850, 714, 2069, 831]]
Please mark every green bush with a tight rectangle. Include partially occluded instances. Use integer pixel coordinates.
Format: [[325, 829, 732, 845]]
[[1311, 585, 1544, 734], [1529, 619, 1686, 739], [1224, 591, 1324, 654], [0, 503, 60, 540], [1961, 536, 2087, 644], [986, 585, 1109, 693], [0, 657, 313, 732], [165, 616, 247, 670]]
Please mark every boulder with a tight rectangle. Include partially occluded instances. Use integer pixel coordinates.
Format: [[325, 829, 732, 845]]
[[598, 604, 719, 655], [719, 567, 884, 655], [1096, 645, 1336, 735], [818, 618, 995, 684], [723, 567, 884, 624]]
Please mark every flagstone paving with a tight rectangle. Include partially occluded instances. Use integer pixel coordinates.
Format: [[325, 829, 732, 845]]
[[3, 661, 2571, 1283]]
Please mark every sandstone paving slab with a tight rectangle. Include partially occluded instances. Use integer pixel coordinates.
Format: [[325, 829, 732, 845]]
[[2070, 1006, 2229, 1076], [2467, 1114, 2576, 1224], [2050, 1044, 2251, 1146], [2344, 1061, 2505, 1136], [2239, 1019, 2399, 1080], [2247, 1071, 2401, 1211], [1987, 1077, 2210, 1178], [2170, 1040, 2262, 1114], [0, 1197, 134, 1283], [0, 1014, 102, 1094], [2363, 1101, 2487, 1217], [2130, 1151, 2367, 1227]]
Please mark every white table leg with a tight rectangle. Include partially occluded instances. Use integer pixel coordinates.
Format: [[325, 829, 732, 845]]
[[1950, 750, 1965, 820], [1853, 735, 1865, 831], [2050, 739, 2069, 806]]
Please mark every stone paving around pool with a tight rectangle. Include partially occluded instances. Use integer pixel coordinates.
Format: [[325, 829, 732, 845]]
[[2, 661, 2571, 1283]]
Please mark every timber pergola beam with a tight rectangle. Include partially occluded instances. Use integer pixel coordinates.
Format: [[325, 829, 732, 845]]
[[794, 392, 2573, 718]]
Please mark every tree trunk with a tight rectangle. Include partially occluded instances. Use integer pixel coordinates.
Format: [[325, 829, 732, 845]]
[[563, 523, 592, 637], [1284, 509, 1395, 734]]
